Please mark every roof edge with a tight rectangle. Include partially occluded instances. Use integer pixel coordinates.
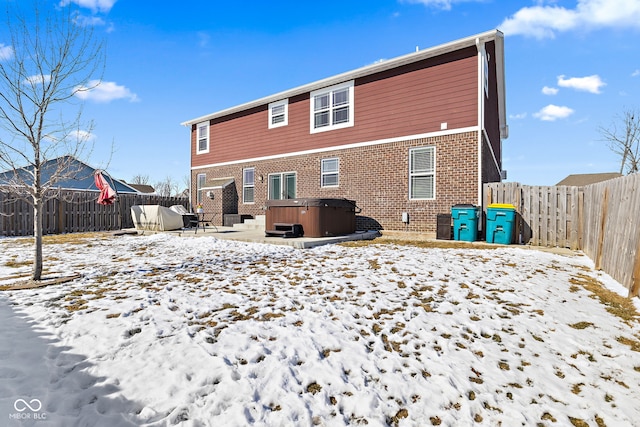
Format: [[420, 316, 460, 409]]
[[181, 29, 503, 127]]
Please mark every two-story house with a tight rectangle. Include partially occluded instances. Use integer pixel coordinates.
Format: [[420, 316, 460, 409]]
[[182, 29, 507, 234]]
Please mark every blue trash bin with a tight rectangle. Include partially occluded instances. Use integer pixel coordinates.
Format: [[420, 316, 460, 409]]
[[486, 203, 516, 244], [451, 204, 479, 242]]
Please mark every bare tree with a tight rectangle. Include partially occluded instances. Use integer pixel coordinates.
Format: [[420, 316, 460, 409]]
[[155, 176, 179, 197], [179, 174, 190, 197], [599, 108, 640, 175], [0, 1, 105, 280], [131, 174, 151, 185]]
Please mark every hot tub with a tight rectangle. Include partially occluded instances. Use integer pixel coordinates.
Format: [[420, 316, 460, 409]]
[[265, 198, 358, 238]]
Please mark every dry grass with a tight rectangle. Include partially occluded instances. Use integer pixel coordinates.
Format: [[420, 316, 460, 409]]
[[1, 232, 112, 290], [340, 237, 502, 250], [569, 322, 595, 330], [4, 258, 32, 268], [1, 273, 81, 291], [569, 273, 640, 326], [388, 408, 409, 426], [616, 336, 640, 352], [306, 382, 322, 394], [65, 299, 88, 312], [6, 232, 113, 246], [568, 417, 589, 427]]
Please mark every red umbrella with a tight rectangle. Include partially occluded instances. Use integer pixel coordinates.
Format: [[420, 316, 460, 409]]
[[95, 170, 117, 205]]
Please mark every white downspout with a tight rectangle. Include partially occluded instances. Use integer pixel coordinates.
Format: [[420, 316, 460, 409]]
[[475, 38, 485, 225]]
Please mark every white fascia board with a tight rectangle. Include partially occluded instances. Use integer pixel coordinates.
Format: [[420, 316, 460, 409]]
[[181, 30, 503, 127]]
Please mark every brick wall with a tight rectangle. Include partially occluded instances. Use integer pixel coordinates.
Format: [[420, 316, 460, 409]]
[[192, 131, 479, 232]]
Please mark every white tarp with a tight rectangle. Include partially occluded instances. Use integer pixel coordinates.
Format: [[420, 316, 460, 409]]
[[131, 205, 184, 231]]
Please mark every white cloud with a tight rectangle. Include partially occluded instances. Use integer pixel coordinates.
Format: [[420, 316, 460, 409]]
[[59, 0, 117, 13], [533, 104, 574, 121], [632, 69, 640, 77], [73, 14, 107, 27], [0, 43, 14, 61], [71, 129, 96, 142], [499, 0, 640, 39], [23, 74, 52, 85], [542, 86, 559, 95], [400, 0, 485, 11], [74, 80, 139, 103], [509, 112, 527, 120], [557, 74, 605, 93], [62, 0, 115, 30]]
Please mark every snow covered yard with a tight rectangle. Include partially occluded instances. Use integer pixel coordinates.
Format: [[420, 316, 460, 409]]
[[1, 233, 639, 427]]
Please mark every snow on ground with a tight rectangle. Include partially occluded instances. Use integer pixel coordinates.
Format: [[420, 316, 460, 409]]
[[1, 233, 639, 427]]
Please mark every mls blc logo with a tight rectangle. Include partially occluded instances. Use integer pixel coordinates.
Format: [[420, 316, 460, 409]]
[[14, 399, 42, 412], [10, 398, 46, 420]]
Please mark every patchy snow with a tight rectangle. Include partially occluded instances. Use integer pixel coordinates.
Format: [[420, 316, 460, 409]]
[[1, 233, 639, 426]]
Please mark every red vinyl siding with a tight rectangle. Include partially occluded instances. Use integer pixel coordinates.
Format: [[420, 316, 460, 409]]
[[191, 48, 478, 167]]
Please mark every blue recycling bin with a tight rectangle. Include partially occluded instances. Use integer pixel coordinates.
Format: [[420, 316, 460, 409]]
[[451, 204, 479, 242], [486, 204, 516, 244]]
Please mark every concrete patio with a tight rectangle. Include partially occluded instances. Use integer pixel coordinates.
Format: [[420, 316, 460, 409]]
[[131, 215, 380, 249]]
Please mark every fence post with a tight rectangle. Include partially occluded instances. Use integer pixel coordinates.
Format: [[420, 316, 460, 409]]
[[57, 198, 64, 234], [577, 189, 584, 250], [631, 237, 640, 298], [595, 187, 609, 271]]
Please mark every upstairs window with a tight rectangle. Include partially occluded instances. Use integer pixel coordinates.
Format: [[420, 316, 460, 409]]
[[196, 122, 209, 154], [268, 99, 288, 129], [243, 167, 255, 203], [321, 158, 339, 187], [310, 81, 354, 133], [409, 147, 435, 200]]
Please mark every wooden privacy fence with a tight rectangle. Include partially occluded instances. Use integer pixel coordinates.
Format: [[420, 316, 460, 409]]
[[0, 188, 188, 236], [581, 175, 640, 298], [484, 183, 582, 249], [484, 173, 640, 297]]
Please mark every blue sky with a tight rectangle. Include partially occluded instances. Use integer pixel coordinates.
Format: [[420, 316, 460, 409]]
[[2, 0, 639, 187]]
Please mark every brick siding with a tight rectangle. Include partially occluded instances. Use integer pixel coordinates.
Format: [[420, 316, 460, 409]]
[[192, 131, 480, 233]]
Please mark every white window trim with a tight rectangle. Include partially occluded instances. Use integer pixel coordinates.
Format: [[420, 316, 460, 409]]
[[268, 99, 288, 129], [196, 173, 206, 203], [408, 146, 436, 200], [321, 158, 339, 188], [196, 121, 209, 154], [310, 80, 354, 134], [243, 167, 255, 204], [268, 171, 297, 200]]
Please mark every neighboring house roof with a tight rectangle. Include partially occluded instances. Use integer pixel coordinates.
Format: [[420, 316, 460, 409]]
[[181, 29, 507, 139], [556, 173, 622, 186], [0, 156, 140, 193], [124, 182, 156, 193]]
